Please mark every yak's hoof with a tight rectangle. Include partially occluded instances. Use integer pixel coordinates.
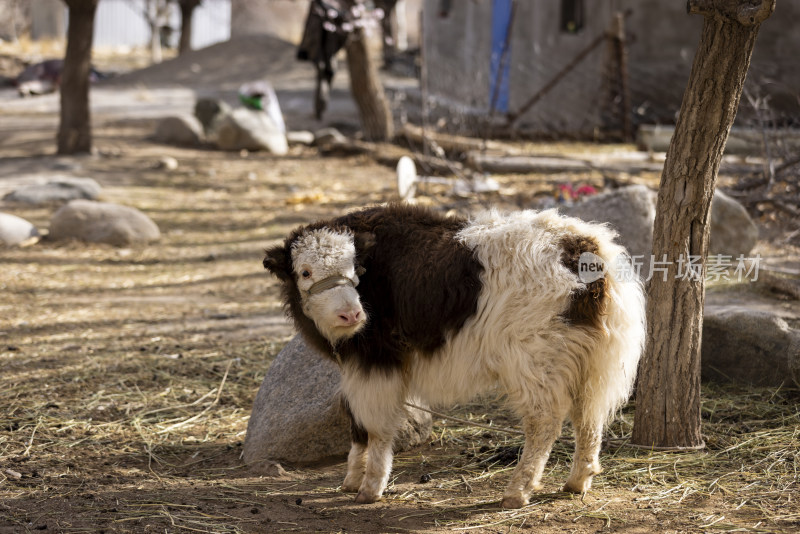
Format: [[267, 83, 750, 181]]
[[562, 480, 591, 494], [354, 491, 380, 504], [341, 483, 361, 493], [501, 495, 528, 509]]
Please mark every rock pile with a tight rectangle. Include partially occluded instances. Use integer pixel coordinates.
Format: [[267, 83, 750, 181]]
[[154, 93, 289, 155]]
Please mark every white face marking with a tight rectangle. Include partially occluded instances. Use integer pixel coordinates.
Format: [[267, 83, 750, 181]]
[[291, 229, 367, 343]]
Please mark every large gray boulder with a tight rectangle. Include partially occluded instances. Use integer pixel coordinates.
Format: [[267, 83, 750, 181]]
[[562, 185, 656, 262], [49, 200, 160, 246], [212, 108, 288, 155], [709, 190, 759, 258], [154, 115, 205, 146], [3, 176, 101, 205], [563, 185, 759, 269], [702, 307, 800, 388], [0, 212, 39, 246], [243, 335, 432, 467]]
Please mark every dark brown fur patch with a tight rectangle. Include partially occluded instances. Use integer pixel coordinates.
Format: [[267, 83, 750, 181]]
[[559, 234, 607, 330], [340, 396, 368, 445], [264, 203, 484, 374]]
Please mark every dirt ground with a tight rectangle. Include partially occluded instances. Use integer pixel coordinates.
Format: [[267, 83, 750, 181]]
[[2, 42, 799, 533]]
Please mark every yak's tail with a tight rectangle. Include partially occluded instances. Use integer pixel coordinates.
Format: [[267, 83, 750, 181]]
[[557, 213, 646, 427], [586, 230, 646, 425]]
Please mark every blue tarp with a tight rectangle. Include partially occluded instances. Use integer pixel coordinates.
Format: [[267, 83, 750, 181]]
[[489, 0, 513, 113]]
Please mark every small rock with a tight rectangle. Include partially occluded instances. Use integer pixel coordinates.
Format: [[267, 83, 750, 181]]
[[157, 156, 179, 170], [286, 131, 315, 146], [314, 127, 347, 148], [0, 213, 40, 246], [51, 159, 83, 172], [49, 200, 161, 247], [154, 115, 204, 146], [3, 176, 102, 205]]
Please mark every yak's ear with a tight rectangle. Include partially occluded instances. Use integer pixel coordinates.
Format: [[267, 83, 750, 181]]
[[263, 245, 291, 281], [354, 231, 376, 258], [354, 232, 376, 253], [353, 232, 376, 276]]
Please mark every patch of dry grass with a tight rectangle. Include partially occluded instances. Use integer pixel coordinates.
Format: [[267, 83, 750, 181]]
[[372, 384, 799, 533], [2, 123, 799, 532]]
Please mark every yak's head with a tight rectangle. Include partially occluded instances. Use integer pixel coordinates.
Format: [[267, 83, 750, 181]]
[[264, 227, 373, 344]]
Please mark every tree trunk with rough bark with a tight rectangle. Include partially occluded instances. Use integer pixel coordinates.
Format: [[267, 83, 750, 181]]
[[632, 0, 775, 448], [57, 0, 98, 155], [178, 0, 201, 55], [144, 0, 170, 63], [343, 7, 394, 142]]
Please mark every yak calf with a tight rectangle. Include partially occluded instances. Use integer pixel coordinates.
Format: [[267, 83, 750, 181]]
[[264, 204, 645, 508]]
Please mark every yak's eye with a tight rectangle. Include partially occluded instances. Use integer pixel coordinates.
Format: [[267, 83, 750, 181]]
[[301, 270, 311, 279]]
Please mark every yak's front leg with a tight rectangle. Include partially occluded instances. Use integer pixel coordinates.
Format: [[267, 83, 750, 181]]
[[342, 441, 367, 492], [341, 406, 368, 492], [340, 364, 406, 504], [355, 433, 394, 503]]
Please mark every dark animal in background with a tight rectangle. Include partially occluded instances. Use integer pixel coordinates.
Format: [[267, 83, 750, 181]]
[[264, 204, 645, 508], [296, 0, 351, 120], [15, 59, 107, 97], [297, 0, 399, 119], [15, 59, 65, 96]]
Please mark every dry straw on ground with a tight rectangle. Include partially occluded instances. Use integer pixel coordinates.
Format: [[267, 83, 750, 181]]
[[1, 122, 798, 532]]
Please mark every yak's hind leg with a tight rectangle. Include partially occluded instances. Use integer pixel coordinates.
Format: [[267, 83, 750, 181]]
[[563, 402, 604, 494], [340, 366, 406, 504], [501, 411, 566, 509]]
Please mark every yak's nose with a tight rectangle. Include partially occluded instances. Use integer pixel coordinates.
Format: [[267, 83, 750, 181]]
[[337, 308, 364, 326]]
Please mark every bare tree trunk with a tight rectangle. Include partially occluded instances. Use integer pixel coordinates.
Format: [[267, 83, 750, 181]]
[[632, 0, 775, 448], [380, 0, 398, 66], [149, 28, 162, 64], [57, 0, 98, 155], [145, 0, 170, 63], [395, 0, 407, 52], [178, 0, 201, 55], [345, 26, 394, 141]]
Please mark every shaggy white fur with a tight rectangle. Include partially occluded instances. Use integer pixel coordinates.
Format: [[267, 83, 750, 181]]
[[294, 210, 646, 507]]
